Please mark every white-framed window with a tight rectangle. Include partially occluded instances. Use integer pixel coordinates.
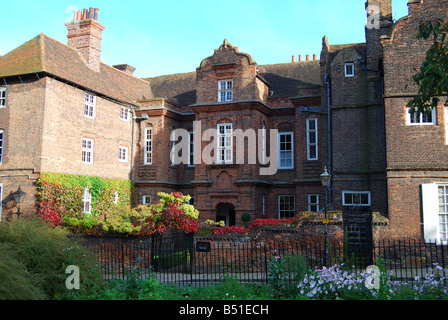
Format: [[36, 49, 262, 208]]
[[0, 88, 6, 108], [279, 195, 295, 219], [144, 127, 153, 165], [261, 125, 267, 165], [438, 185, 448, 243], [422, 184, 448, 244], [82, 139, 94, 165], [445, 107, 448, 144], [308, 194, 319, 212], [119, 146, 128, 163], [170, 130, 176, 166], [188, 131, 195, 167], [142, 195, 151, 205], [217, 123, 233, 164], [120, 106, 130, 122], [279, 132, 294, 169], [84, 93, 96, 119], [407, 107, 436, 126], [342, 191, 371, 206], [0, 129, 4, 165], [218, 79, 233, 102], [307, 118, 318, 161], [345, 63, 355, 77], [0, 183, 3, 221], [83, 188, 92, 214]]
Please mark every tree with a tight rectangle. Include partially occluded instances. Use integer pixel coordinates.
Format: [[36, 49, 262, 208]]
[[408, 19, 448, 114]]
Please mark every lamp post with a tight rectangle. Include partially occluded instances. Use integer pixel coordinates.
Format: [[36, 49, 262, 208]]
[[320, 167, 331, 267], [12, 186, 26, 218]]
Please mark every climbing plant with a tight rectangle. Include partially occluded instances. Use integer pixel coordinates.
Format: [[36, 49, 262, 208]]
[[37, 173, 200, 236], [37, 172, 134, 234]]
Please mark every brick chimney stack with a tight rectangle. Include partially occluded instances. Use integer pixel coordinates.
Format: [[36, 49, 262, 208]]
[[66, 7, 105, 72]]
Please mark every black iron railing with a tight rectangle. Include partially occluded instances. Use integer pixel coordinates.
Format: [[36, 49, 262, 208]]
[[82, 236, 448, 286]]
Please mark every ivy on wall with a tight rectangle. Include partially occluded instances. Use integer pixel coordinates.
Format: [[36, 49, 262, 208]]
[[37, 172, 135, 234], [36, 173, 200, 237]]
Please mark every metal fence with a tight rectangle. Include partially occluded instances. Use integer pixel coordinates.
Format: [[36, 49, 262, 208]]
[[82, 236, 448, 286]]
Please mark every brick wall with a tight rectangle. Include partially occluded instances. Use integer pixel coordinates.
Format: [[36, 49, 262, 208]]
[[381, 0, 448, 239], [40, 77, 133, 180], [0, 77, 47, 219]]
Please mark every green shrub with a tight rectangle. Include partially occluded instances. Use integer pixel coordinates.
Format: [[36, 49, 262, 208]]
[[0, 243, 45, 300], [0, 218, 102, 299]]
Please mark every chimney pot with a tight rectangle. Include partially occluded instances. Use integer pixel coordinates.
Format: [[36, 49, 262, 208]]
[[306, 55, 310, 61], [292, 55, 295, 63], [82, 9, 88, 20], [89, 7, 94, 19], [299, 55, 302, 62], [313, 54, 317, 60]]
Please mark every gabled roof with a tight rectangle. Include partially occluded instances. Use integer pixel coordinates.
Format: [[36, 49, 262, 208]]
[[0, 33, 153, 105], [328, 43, 366, 60], [145, 60, 321, 106]]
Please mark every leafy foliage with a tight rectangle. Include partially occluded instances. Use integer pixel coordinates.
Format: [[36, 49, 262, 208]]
[[0, 218, 102, 299], [133, 192, 200, 236], [408, 19, 448, 114], [37, 174, 199, 236]]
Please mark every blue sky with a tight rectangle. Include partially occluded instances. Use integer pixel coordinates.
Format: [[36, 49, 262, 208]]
[[1, 0, 409, 78]]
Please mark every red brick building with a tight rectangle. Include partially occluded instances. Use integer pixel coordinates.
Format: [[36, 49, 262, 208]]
[[0, 1, 447, 243]]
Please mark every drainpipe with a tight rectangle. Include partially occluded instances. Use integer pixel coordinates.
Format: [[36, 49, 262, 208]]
[[378, 58, 389, 217], [324, 73, 333, 207]]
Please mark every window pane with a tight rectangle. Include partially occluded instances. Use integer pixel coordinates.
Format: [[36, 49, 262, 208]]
[[308, 120, 316, 130], [309, 147, 316, 159], [361, 193, 369, 205]]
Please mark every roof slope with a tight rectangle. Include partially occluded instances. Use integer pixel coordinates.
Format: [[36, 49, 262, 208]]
[[0, 33, 153, 104], [145, 72, 196, 106], [145, 60, 321, 105], [258, 60, 321, 97]]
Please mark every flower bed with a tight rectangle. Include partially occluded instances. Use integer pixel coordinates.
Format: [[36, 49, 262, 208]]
[[297, 263, 448, 300], [211, 216, 305, 235]]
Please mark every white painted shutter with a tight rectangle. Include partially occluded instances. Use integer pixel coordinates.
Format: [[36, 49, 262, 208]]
[[422, 184, 440, 243]]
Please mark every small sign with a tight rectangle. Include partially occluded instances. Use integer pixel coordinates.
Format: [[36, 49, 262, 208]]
[[196, 242, 211, 253], [322, 219, 330, 225]]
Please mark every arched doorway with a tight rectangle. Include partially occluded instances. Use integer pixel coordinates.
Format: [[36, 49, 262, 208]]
[[216, 202, 236, 226]]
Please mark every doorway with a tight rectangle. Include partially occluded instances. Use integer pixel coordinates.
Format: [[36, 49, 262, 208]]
[[216, 203, 236, 226]]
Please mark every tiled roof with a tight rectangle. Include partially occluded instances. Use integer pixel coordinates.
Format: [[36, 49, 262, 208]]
[[258, 60, 321, 97], [329, 43, 366, 60], [145, 60, 322, 105], [0, 33, 153, 105], [144, 72, 196, 106]]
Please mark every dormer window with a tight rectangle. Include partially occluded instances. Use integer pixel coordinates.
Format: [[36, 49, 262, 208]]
[[218, 80, 233, 102]]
